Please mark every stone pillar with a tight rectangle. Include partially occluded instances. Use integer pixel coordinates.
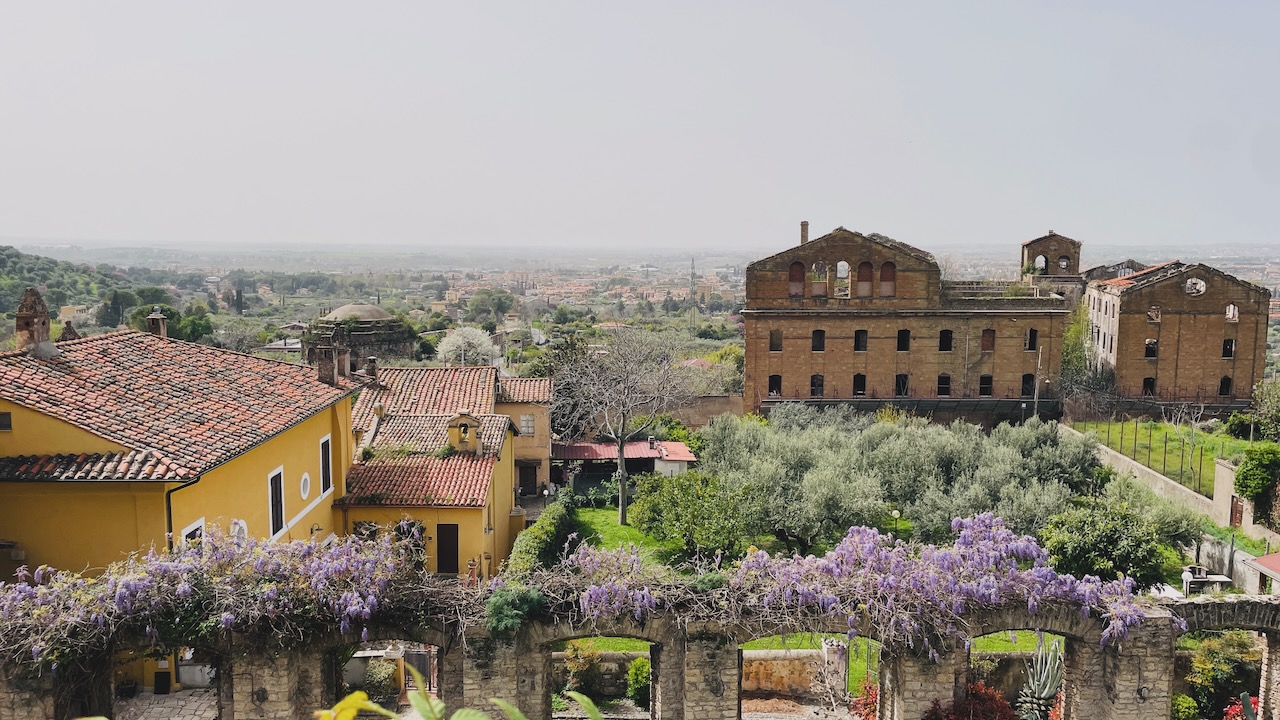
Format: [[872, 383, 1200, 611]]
[[220, 646, 327, 720], [1067, 618, 1176, 720], [877, 650, 963, 720], [681, 633, 739, 720], [0, 668, 54, 720], [651, 638, 686, 720], [1260, 632, 1280, 720], [437, 642, 466, 712], [459, 637, 525, 717]]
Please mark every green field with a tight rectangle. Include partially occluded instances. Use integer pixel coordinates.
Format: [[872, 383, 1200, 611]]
[[574, 507, 681, 557]]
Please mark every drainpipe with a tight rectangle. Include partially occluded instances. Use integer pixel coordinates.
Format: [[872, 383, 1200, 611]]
[[165, 476, 203, 551]]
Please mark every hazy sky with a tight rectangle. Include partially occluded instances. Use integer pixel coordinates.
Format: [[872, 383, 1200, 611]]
[[1, 2, 1277, 253]]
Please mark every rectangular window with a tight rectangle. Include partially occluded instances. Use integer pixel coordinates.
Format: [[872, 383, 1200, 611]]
[[939, 330, 953, 352], [768, 329, 782, 352], [1025, 328, 1038, 351], [1223, 339, 1236, 359], [853, 374, 866, 396], [897, 329, 910, 352], [0, 412, 10, 431], [320, 437, 332, 494], [981, 329, 995, 352], [182, 517, 205, 544], [269, 468, 285, 536], [810, 374, 824, 398], [520, 414, 535, 435], [811, 329, 826, 352], [854, 330, 868, 352], [894, 374, 909, 397], [436, 523, 460, 575], [1144, 339, 1158, 359], [937, 375, 951, 397], [768, 374, 782, 396], [979, 375, 993, 397]]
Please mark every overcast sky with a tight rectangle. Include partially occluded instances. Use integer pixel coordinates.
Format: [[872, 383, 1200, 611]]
[[1, 2, 1277, 253]]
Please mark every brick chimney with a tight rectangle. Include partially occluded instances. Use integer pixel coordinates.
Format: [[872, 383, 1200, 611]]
[[330, 327, 350, 379], [316, 344, 337, 386], [145, 307, 168, 338], [364, 356, 379, 383], [15, 288, 50, 352], [800, 220, 809, 245]]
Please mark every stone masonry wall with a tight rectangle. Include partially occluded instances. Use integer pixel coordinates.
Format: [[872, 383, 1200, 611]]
[[0, 670, 53, 720]]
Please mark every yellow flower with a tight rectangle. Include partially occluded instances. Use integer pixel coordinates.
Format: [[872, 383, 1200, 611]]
[[313, 691, 397, 720]]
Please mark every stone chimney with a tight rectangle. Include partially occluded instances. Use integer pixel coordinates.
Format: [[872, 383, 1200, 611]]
[[145, 307, 168, 338], [15, 288, 50, 352], [800, 220, 809, 245], [57, 321, 81, 342], [364, 356, 379, 383], [648, 435, 657, 450], [316, 343, 337, 386]]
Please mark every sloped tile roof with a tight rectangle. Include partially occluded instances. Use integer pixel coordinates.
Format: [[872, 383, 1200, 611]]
[[0, 331, 354, 477], [0, 450, 188, 481], [352, 366, 497, 431], [1096, 261, 1183, 289], [496, 377, 552, 404], [338, 455, 496, 507], [371, 414, 512, 457], [551, 441, 697, 462]]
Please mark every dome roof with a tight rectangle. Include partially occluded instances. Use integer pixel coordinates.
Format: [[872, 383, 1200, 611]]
[[322, 304, 394, 321]]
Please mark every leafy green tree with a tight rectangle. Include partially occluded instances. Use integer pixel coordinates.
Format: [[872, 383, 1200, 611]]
[[135, 286, 172, 306], [630, 471, 748, 558], [1040, 500, 1165, 590], [466, 289, 515, 323]]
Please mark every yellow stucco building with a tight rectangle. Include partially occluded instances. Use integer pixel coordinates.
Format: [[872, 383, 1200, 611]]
[[0, 290, 360, 579]]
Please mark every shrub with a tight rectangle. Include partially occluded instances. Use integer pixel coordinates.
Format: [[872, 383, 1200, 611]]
[[563, 640, 604, 701], [362, 658, 399, 706], [1186, 630, 1262, 717], [504, 500, 579, 580], [1223, 412, 1257, 440], [1170, 693, 1199, 720], [484, 587, 546, 637], [1235, 443, 1280, 503], [626, 656, 651, 708], [1224, 694, 1260, 720], [849, 677, 878, 719], [922, 682, 1015, 720]]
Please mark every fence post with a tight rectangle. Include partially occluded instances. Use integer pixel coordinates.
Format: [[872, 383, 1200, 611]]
[[1180, 441, 1186, 487], [1162, 428, 1168, 475], [1147, 425, 1153, 467], [1133, 418, 1139, 458], [1198, 444, 1205, 492]]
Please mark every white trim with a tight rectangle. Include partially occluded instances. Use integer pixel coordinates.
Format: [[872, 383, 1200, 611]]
[[180, 516, 206, 543], [300, 472, 312, 501], [319, 433, 333, 493], [268, 465, 286, 541], [277, 484, 334, 541]]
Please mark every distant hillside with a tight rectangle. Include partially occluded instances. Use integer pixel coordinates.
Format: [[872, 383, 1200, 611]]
[[0, 246, 127, 314]]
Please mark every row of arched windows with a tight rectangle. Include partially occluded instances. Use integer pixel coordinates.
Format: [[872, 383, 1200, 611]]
[[768, 372, 1034, 399], [789, 261, 896, 299], [771, 328, 1034, 353]]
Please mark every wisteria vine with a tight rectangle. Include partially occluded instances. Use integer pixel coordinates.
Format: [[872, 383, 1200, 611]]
[[526, 514, 1151, 657], [0, 526, 479, 675]]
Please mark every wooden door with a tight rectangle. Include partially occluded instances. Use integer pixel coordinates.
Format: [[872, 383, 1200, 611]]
[[437, 524, 459, 575]]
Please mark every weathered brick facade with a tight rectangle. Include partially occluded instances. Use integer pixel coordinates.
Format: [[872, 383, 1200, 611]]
[[743, 227, 1069, 415], [1086, 262, 1269, 403]]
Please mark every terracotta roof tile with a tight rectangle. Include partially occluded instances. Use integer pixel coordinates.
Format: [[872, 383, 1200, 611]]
[[352, 366, 496, 431], [551, 441, 697, 462], [496, 377, 552, 404], [0, 331, 354, 476], [0, 450, 189, 481], [338, 455, 495, 507], [371, 414, 512, 456]]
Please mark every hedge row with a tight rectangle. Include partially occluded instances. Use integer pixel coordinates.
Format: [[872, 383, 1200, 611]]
[[505, 497, 578, 580]]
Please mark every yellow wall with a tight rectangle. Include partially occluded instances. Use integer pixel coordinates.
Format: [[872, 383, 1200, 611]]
[[494, 401, 550, 489], [171, 398, 352, 543], [0, 482, 166, 574], [0, 399, 127, 456]]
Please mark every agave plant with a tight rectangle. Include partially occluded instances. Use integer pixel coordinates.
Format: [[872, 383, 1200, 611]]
[[1015, 640, 1062, 720]]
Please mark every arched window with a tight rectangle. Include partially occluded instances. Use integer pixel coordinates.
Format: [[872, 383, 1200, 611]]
[[1142, 377, 1156, 397], [897, 329, 910, 351], [1219, 376, 1233, 397], [1057, 255, 1071, 272], [834, 261, 851, 298], [768, 374, 782, 396], [1034, 255, 1047, 274], [981, 329, 995, 352], [1021, 373, 1035, 397], [853, 374, 866, 396], [810, 374, 825, 398], [854, 329, 868, 352], [856, 262, 874, 297], [1147, 305, 1161, 322], [937, 374, 951, 397], [810, 261, 829, 297], [1226, 304, 1239, 322], [1025, 328, 1038, 351], [1222, 338, 1235, 358], [811, 329, 826, 352], [939, 329, 953, 352], [788, 262, 805, 298], [768, 329, 782, 352], [879, 262, 897, 297]]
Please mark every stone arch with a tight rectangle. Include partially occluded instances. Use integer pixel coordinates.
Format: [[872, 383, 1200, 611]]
[[520, 617, 679, 720], [879, 262, 897, 297], [834, 260, 851, 298], [313, 622, 461, 714], [1169, 597, 1280, 718], [856, 261, 874, 297], [788, 261, 805, 298]]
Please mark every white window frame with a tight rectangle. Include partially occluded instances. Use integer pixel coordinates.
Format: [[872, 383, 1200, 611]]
[[268, 465, 286, 540], [319, 434, 333, 495], [519, 415, 535, 435], [300, 472, 312, 501], [180, 516, 206, 544]]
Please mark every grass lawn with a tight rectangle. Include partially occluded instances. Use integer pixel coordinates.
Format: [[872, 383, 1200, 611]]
[[1073, 420, 1259, 498], [970, 631, 1063, 653], [573, 507, 681, 558]]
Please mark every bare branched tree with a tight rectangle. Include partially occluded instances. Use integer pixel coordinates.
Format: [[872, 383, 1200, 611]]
[[552, 329, 697, 525]]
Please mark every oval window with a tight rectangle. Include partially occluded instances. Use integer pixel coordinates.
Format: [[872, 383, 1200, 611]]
[[300, 472, 312, 500], [1185, 278, 1206, 296]]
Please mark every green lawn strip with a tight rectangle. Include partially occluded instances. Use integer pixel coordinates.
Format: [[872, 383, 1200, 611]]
[[1074, 420, 1256, 499], [574, 507, 681, 557], [970, 632, 1063, 653], [1204, 523, 1271, 557]]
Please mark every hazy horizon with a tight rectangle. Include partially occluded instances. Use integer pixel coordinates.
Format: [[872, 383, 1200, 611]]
[[2, 2, 1278, 253]]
